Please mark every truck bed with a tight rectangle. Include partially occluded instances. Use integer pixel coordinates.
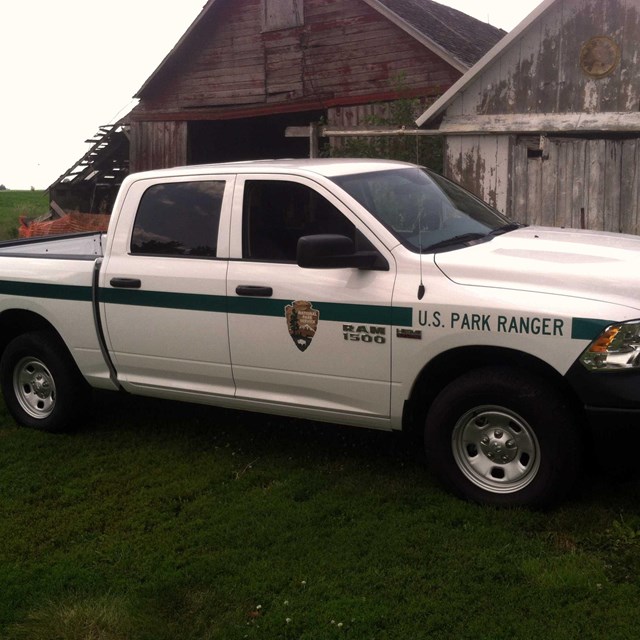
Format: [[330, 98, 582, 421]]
[[0, 232, 105, 259]]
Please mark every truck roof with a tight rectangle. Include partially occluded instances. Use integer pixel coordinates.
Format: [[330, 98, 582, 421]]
[[125, 158, 417, 182]]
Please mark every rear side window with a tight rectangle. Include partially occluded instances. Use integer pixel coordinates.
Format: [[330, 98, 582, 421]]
[[131, 181, 225, 257]]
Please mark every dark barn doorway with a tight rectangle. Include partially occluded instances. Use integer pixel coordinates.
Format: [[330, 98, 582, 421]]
[[188, 110, 325, 164]]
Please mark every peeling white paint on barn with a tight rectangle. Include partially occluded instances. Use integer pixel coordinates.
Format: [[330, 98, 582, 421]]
[[417, 0, 640, 235]]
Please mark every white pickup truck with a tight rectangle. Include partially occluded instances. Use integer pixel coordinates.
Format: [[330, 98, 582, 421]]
[[1, 159, 639, 507]]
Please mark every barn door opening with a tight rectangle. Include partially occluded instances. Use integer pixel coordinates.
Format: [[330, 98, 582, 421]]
[[188, 110, 325, 164]]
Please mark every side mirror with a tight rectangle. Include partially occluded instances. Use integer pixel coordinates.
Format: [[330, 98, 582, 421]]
[[296, 234, 388, 270]]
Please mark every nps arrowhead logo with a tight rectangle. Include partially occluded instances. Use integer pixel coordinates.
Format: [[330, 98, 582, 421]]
[[285, 301, 319, 352]]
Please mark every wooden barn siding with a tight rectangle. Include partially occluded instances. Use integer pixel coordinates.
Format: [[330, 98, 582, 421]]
[[510, 136, 640, 234], [439, 0, 640, 235], [446, 0, 640, 117], [444, 135, 511, 213], [327, 99, 432, 155], [178, 0, 265, 108], [129, 121, 188, 172], [134, 0, 459, 120], [329, 102, 387, 153]]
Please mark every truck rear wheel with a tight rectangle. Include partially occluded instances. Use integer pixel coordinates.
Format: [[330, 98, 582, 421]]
[[0, 330, 89, 433], [424, 366, 582, 508]]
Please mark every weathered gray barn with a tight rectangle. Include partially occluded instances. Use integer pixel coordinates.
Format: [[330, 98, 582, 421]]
[[417, 0, 640, 235]]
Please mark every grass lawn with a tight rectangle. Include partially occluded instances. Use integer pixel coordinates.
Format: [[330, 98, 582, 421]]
[[1, 390, 640, 639], [0, 190, 49, 239]]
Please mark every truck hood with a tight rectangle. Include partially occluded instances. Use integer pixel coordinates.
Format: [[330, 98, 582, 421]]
[[434, 226, 640, 310]]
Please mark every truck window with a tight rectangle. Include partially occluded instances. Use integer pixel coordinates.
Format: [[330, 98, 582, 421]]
[[332, 168, 510, 253], [242, 180, 355, 261], [131, 181, 225, 257]]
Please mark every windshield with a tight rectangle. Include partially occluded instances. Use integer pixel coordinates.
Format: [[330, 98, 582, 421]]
[[332, 167, 513, 252]]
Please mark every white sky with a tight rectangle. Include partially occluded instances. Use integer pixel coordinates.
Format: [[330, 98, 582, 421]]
[[0, 0, 542, 190]]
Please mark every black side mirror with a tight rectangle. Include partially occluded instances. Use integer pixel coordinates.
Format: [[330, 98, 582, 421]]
[[296, 234, 388, 270]]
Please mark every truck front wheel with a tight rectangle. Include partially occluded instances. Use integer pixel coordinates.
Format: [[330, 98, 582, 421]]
[[0, 331, 89, 433], [424, 366, 582, 508]]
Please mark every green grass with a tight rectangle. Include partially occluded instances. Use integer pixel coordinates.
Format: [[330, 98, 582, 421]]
[[0, 190, 49, 239], [1, 392, 640, 639]]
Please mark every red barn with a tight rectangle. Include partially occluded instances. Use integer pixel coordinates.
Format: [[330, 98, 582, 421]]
[[49, 0, 504, 215], [127, 0, 504, 171]]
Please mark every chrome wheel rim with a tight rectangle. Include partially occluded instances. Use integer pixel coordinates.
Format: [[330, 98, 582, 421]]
[[452, 405, 540, 494], [13, 357, 56, 419]]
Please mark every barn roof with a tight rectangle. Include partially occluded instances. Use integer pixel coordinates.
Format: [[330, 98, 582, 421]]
[[370, 0, 506, 69], [135, 0, 505, 98], [48, 124, 129, 196]]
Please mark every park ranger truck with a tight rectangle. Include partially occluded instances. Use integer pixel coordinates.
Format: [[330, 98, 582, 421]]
[[1, 159, 639, 507]]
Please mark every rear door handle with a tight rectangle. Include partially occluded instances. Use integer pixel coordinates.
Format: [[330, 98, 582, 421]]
[[235, 285, 273, 297], [110, 277, 142, 289]]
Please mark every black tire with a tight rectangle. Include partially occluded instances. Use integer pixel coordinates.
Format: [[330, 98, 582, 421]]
[[424, 366, 582, 508], [0, 330, 90, 433]]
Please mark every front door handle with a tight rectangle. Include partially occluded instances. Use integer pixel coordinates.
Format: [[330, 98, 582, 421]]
[[110, 277, 142, 289], [235, 285, 273, 297]]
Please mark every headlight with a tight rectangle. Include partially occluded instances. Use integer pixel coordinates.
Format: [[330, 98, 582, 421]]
[[580, 321, 640, 371]]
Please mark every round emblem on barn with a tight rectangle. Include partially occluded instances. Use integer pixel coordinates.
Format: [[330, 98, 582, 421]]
[[580, 36, 620, 78]]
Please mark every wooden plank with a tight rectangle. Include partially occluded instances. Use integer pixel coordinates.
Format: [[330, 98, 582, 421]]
[[439, 112, 640, 134], [553, 139, 569, 227], [633, 141, 640, 235], [453, 136, 494, 204], [570, 139, 586, 229], [631, 138, 640, 235], [511, 139, 528, 223], [619, 0, 640, 112], [603, 139, 622, 232], [443, 136, 463, 183], [526, 152, 542, 227], [182, 95, 265, 108], [597, 0, 626, 112], [512, 11, 542, 113], [471, 137, 496, 207], [315, 127, 443, 137], [49, 201, 66, 219], [307, 47, 447, 73], [534, 2, 562, 112], [184, 69, 266, 87], [586, 139, 606, 231], [619, 140, 640, 234], [540, 137, 558, 227], [495, 33, 522, 115], [491, 136, 511, 213]]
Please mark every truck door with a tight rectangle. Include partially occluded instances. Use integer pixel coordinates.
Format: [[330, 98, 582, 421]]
[[100, 176, 235, 399], [226, 175, 396, 424]]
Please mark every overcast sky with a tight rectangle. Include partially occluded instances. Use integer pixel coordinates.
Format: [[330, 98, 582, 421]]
[[0, 0, 542, 190]]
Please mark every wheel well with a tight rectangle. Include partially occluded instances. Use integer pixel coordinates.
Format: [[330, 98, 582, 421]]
[[403, 346, 585, 437], [0, 310, 64, 359]]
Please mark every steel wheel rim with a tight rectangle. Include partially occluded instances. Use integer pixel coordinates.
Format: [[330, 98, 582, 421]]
[[13, 356, 56, 419], [451, 405, 540, 494]]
